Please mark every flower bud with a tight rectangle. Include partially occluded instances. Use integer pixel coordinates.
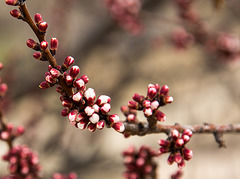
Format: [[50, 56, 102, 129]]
[[127, 114, 135, 122], [40, 41, 48, 51], [84, 106, 94, 116], [121, 105, 129, 116], [96, 95, 111, 106], [88, 123, 96, 132], [33, 52, 42, 60], [154, 110, 166, 122], [182, 129, 193, 137], [100, 103, 111, 114], [92, 104, 100, 113], [143, 100, 151, 108], [171, 129, 180, 140], [73, 78, 85, 91], [132, 93, 145, 103], [112, 122, 125, 132], [62, 99, 73, 108], [50, 38, 58, 51], [38, 21, 48, 32], [158, 139, 170, 147], [147, 85, 157, 99], [89, 113, 100, 124], [69, 65, 80, 79], [16, 126, 25, 136], [61, 108, 70, 116], [39, 81, 51, 89], [76, 112, 87, 122], [77, 119, 88, 130], [81, 75, 89, 84], [50, 68, 61, 78], [108, 114, 120, 123], [0, 131, 10, 140], [128, 101, 139, 110], [143, 107, 153, 117], [72, 92, 82, 102], [84, 88, 96, 105], [164, 96, 173, 104], [45, 74, 56, 84], [62, 56, 74, 69], [150, 100, 159, 110], [175, 138, 184, 148], [68, 109, 78, 122], [10, 9, 22, 19], [65, 75, 73, 86], [167, 154, 174, 165], [5, 0, 19, 6], [0, 83, 8, 96], [183, 148, 193, 161], [174, 152, 183, 164], [34, 13, 42, 24], [160, 85, 169, 96], [96, 120, 105, 130], [26, 39, 38, 49]]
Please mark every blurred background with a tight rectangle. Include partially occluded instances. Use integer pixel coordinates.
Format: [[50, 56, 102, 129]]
[[0, 0, 240, 178]]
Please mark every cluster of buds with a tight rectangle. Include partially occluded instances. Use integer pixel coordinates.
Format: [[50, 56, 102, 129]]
[[104, 0, 142, 35], [0, 123, 24, 142], [159, 129, 193, 168], [171, 27, 195, 49], [122, 145, 158, 179], [127, 84, 173, 122], [0, 63, 8, 98], [2, 145, 41, 178], [52, 172, 77, 179]]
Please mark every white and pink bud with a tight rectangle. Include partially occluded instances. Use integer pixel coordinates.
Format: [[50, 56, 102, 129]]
[[88, 123, 96, 132], [72, 92, 82, 102], [160, 85, 169, 96], [128, 101, 139, 109], [182, 129, 193, 137], [77, 119, 88, 130], [143, 100, 151, 108], [50, 68, 61, 78], [84, 106, 95, 116], [45, 74, 56, 84], [84, 88, 96, 105], [100, 103, 111, 114], [158, 139, 170, 148], [16, 126, 25, 136], [40, 41, 48, 51], [159, 147, 170, 154], [89, 113, 100, 124], [34, 13, 42, 24], [174, 152, 183, 164], [76, 112, 87, 122], [69, 65, 80, 79], [73, 78, 85, 91], [175, 138, 185, 148], [182, 134, 190, 143], [165, 96, 173, 103], [61, 108, 70, 116], [63, 56, 74, 69], [183, 148, 193, 161], [68, 109, 78, 122], [127, 114, 135, 122], [171, 129, 180, 140], [132, 93, 145, 103], [92, 104, 100, 113], [154, 110, 166, 122], [143, 107, 153, 117], [147, 84, 157, 99], [65, 74, 73, 86], [50, 38, 58, 51], [81, 75, 89, 84], [112, 122, 125, 132], [178, 160, 185, 169], [10, 9, 22, 19], [108, 114, 120, 123], [150, 100, 159, 110], [97, 120, 105, 130], [167, 154, 175, 165], [0, 83, 8, 96], [96, 95, 111, 106], [38, 21, 48, 33], [0, 131, 10, 140]]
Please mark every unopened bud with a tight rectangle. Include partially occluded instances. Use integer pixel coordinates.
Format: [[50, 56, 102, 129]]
[[10, 9, 22, 19], [33, 52, 42, 60], [5, 0, 19, 6], [50, 38, 58, 50], [69, 65, 80, 79], [38, 21, 48, 32], [34, 13, 42, 24], [112, 122, 125, 132]]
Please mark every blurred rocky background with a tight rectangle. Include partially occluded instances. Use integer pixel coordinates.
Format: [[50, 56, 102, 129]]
[[0, 0, 240, 178]]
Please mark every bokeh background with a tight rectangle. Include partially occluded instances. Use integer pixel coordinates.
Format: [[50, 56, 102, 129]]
[[0, 0, 240, 178]]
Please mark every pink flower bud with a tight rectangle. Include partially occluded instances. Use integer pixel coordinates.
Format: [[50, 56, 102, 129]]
[[132, 93, 145, 103], [65, 75, 73, 86], [89, 113, 100, 124], [96, 95, 111, 106], [174, 152, 183, 164], [154, 110, 166, 122], [127, 114, 135, 122], [40, 41, 48, 51], [39, 81, 51, 89], [160, 85, 169, 96], [0, 63, 3, 70], [26, 39, 38, 49], [61, 108, 70, 116], [84, 106, 94, 116], [50, 38, 58, 50], [50, 68, 61, 78], [178, 160, 185, 169], [158, 139, 170, 147], [10, 9, 22, 19], [143, 100, 151, 108], [159, 147, 170, 154], [112, 122, 125, 132], [63, 56, 74, 69], [0, 83, 8, 96], [38, 21, 48, 32], [150, 101, 159, 110], [62, 99, 73, 108], [97, 120, 105, 130], [108, 114, 120, 123], [5, 0, 19, 6], [171, 129, 180, 140], [121, 105, 129, 116], [84, 88, 96, 105], [128, 101, 139, 109], [88, 123, 96, 132], [92, 104, 100, 113], [167, 154, 174, 165], [136, 157, 145, 167], [0, 131, 10, 140], [147, 84, 157, 99], [68, 110, 78, 122], [81, 75, 89, 84], [72, 92, 82, 102], [34, 13, 42, 24], [182, 134, 190, 143], [100, 103, 111, 114], [69, 65, 80, 79], [76, 112, 87, 122], [183, 148, 193, 161], [33, 52, 42, 60], [73, 78, 85, 91], [182, 129, 193, 137], [175, 138, 184, 148], [16, 126, 25, 136], [143, 107, 153, 117], [45, 74, 57, 84], [165, 96, 173, 103], [77, 119, 88, 130]]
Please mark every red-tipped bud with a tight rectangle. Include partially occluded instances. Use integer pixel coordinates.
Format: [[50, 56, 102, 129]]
[[89, 113, 100, 124], [45, 74, 56, 84], [61, 108, 70, 116], [171, 129, 180, 140], [174, 152, 183, 164], [38, 21, 48, 32], [39, 81, 51, 89], [40, 41, 48, 51], [34, 13, 42, 24], [100, 103, 111, 114], [155, 110, 166, 122], [73, 78, 85, 91], [5, 0, 19, 6], [151, 100, 159, 110], [76, 112, 87, 122], [0, 83, 8, 96], [50, 68, 61, 78], [96, 95, 111, 106], [68, 109, 78, 122], [50, 38, 58, 50], [158, 139, 170, 147], [88, 123, 96, 132], [167, 154, 175, 165], [65, 75, 73, 86], [72, 92, 82, 102], [33, 52, 42, 60], [27, 39, 38, 49], [69, 65, 80, 79], [178, 160, 185, 169], [128, 101, 139, 109], [143, 107, 153, 117], [112, 122, 125, 132], [84, 106, 95, 116], [165, 96, 173, 103], [182, 129, 193, 137], [96, 120, 105, 130], [175, 138, 185, 148], [16, 126, 25, 136], [127, 114, 136, 122], [108, 114, 120, 123], [160, 85, 169, 96], [63, 56, 74, 69], [77, 119, 88, 130], [10, 9, 22, 19], [147, 84, 157, 99], [182, 134, 190, 143], [159, 147, 170, 154], [81, 75, 89, 84], [62, 99, 73, 108], [132, 93, 145, 103], [183, 148, 193, 161], [143, 100, 151, 108], [84, 88, 96, 105]]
